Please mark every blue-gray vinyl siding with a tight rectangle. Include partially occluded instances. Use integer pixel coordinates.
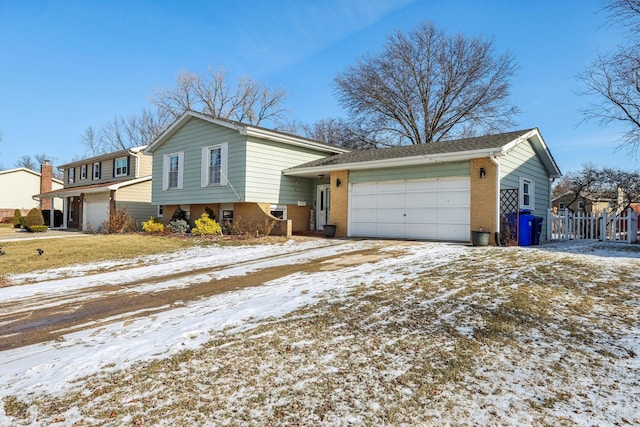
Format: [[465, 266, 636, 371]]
[[349, 161, 470, 183], [499, 139, 551, 219], [151, 117, 247, 205], [151, 116, 334, 207], [245, 138, 328, 205]]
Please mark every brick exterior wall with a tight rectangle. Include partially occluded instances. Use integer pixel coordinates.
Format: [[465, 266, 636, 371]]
[[329, 170, 349, 237], [39, 161, 53, 210], [470, 158, 497, 244]]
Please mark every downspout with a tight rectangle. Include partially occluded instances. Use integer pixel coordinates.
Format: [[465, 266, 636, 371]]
[[490, 152, 501, 242]]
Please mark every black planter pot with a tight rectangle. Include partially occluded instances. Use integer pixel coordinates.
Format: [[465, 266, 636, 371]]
[[323, 224, 337, 238]]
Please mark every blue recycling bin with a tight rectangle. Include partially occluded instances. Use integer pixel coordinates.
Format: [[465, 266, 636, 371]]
[[507, 210, 535, 246], [532, 216, 544, 245]]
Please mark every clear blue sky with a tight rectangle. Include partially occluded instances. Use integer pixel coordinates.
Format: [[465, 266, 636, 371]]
[[0, 0, 635, 174]]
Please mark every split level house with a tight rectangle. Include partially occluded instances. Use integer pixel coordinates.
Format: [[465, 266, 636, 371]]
[[144, 111, 562, 244], [36, 146, 156, 231]]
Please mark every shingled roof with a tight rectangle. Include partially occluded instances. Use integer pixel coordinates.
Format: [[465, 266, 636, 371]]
[[291, 129, 535, 169], [285, 128, 561, 178]]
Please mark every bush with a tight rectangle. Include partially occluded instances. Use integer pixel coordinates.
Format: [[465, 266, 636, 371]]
[[223, 217, 277, 238], [142, 216, 165, 234], [20, 208, 45, 232], [104, 207, 138, 234], [13, 209, 22, 228], [169, 219, 190, 234], [28, 225, 48, 233], [171, 208, 189, 222], [192, 213, 222, 236]]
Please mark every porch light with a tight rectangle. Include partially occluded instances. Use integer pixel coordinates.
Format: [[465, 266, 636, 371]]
[[480, 167, 486, 179], [336, 178, 341, 187]]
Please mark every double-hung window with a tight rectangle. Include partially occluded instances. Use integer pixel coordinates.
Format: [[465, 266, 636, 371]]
[[115, 156, 128, 177], [201, 143, 227, 187], [68, 168, 75, 184], [163, 152, 183, 190], [93, 162, 101, 180], [519, 177, 535, 210], [168, 155, 179, 188], [80, 164, 87, 180]]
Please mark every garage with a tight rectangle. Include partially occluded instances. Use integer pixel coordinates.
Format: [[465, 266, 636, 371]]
[[83, 193, 110, 231], [349, 176, 470, 241]]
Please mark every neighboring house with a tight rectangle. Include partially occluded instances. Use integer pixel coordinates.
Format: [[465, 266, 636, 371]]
[[145, 111, 561, 244], [143, 111, 351, 234], [285, 128, 561, 244], [36, 146, 155, 231], [0, 164, 63, 221], [552, 192, 614, 216]]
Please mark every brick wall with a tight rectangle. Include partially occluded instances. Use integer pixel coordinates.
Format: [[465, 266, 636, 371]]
[[40, 161, 53, 210], [329, 170, 349, 237], [470, 158, 497, 243]]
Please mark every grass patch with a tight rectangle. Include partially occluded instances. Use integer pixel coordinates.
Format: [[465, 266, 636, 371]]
[[0, 234, 197, 278]]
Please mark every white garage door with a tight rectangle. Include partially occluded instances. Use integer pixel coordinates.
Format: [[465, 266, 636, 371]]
[[350, 177, 470, 241], [83, 193, 110, 230]]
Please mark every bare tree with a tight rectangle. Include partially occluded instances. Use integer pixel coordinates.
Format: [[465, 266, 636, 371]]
[[15, 155, 36, 170], [301, 117, 379, 149], [579, 0, 640, 152], [82, 67, 289, 155], [151, 67, 288, 127], [555, 164, 640, 214], [334, 21, 519, 145]]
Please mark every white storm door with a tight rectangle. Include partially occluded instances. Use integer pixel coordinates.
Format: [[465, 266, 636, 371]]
[[316, 184, 331, 230]]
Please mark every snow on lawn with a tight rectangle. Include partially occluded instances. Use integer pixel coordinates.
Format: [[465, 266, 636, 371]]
[[1, 240, 639, 426]]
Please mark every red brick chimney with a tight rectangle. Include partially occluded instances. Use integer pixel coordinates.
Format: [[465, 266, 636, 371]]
[[40, 160, 53, 210]]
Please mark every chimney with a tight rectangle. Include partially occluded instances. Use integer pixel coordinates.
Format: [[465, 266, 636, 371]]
[[40, 160, 53, 210]]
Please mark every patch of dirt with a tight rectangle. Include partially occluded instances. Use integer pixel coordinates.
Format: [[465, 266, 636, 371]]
[[0, 243, 412, 351]]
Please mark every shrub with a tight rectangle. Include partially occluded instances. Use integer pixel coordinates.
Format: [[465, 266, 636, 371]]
[[20, 208, 45, 232], [169, 219, 190, 234], [13, 209, 22, 228], [223, 217, 277, 238], [28, 225, 48, 233], [192, 213, 222, 236], [204, 207, 217, 221], [171, 208, 189, 222], [142, 216, 165, 234], [104, 207, 138, 234]]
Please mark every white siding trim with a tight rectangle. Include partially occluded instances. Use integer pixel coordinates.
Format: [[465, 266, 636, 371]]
[[200, 142, 228, 187], [163, 152, 183, 191], [519, 177, 535, 210]]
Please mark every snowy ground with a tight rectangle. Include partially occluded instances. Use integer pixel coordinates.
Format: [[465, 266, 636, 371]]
[[0, 239, 639, 426]]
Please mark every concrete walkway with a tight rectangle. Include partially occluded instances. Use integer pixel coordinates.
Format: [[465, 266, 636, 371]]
[[0, 229, 85, 242]]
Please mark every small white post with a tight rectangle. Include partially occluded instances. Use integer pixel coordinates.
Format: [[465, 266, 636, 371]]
[[600, 209, 607, 241]]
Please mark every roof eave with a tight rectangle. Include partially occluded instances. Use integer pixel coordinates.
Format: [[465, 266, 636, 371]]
[[284, 148, 504, 177]]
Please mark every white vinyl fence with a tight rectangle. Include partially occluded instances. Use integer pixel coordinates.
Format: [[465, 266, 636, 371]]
[[547, 208, 638, 243]]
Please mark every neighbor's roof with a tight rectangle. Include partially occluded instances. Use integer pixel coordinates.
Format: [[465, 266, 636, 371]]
[[285, 128, 562, 178], [144, 110, 351, 155], [35, 176, 151, 199], [58, 146, 148, 169], [0, 167, 64, 184]]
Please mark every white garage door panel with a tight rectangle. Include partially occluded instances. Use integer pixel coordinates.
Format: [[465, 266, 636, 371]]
[[406, 193, 438, 208], [84, 194, 110, 230], [350, 177, 470, 241], [351, 207, 377, 222]]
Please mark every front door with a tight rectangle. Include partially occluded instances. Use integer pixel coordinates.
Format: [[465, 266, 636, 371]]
[[316, 185, 331, 230]]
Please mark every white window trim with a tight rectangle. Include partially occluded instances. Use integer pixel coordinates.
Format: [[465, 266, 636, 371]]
[[157, 205, 163, 218], [115, 156, 128, 177], [201, 143, 228, 187], [519, 177, 535, 210], [270, 204, 287, 219], [163, 152, 184, 190], [80, 164, 87, 180]]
